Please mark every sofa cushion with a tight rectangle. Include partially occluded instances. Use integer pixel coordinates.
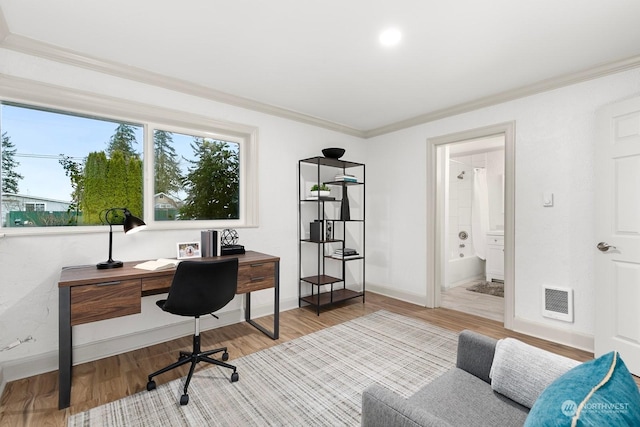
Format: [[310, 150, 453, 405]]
[[490, 337, 579, 408], [362, 384, 454, 427], [407, 368, 529, 427], [456, 330, 497, 384], [524, 351, 640, 426]]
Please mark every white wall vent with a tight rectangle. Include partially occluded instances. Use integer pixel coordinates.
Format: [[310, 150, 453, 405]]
[[542, 286, 574, 322]]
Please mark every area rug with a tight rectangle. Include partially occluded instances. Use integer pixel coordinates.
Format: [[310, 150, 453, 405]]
[[466, 280, 504, 297], [68, 310, 458, 427]]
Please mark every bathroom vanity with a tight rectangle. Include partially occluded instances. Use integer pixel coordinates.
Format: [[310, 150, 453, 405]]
[[486, 230, 504, 282]]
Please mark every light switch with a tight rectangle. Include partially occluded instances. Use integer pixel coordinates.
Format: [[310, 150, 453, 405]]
[[543, 192, 554, 207]]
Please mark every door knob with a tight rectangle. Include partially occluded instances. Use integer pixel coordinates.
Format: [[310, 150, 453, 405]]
[[597, 242, 616, 252]]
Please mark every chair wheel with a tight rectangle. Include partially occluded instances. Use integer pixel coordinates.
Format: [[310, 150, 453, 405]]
[[222, 352, 229, 361], [231, 372, 239, 382], [146, 380, 156, 391], [180, 394, 189, 405]]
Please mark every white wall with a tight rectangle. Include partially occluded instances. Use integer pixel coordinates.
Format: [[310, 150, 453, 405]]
[[365, 67, 640, 343], [2, 45, 640, 383], [0, 48, 365, 379]]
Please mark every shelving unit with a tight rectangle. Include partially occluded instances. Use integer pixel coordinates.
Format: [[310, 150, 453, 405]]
[[298, 156, 365, 315]]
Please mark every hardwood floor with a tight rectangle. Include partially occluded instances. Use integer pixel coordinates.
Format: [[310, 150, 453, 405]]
[[0, 292, 614, 426]]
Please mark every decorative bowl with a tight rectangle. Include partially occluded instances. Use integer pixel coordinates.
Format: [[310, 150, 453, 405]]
[[322, 148, 345, 159]]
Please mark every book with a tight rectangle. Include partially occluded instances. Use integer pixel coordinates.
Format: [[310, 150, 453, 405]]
[[221, 245, 245, 255], [335, 174, 358, 182], [201, 230, 219, 257], [134, 258, 181, 271], [331, 254, 362, 260], [335, 248, 358, 254]]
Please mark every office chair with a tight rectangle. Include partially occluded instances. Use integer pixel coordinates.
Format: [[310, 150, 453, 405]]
[[146, 258, 239, 405]]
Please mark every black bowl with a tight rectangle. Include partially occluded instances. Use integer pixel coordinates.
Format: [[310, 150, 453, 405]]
[[322, 148, 345, 159]]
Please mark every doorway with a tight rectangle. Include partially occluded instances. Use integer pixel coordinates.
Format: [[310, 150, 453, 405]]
[[440, 136, 505, 321], [426, 122, 515, 329]]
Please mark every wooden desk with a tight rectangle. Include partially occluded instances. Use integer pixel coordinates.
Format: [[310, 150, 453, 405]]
[[57, 250, 279, 409]]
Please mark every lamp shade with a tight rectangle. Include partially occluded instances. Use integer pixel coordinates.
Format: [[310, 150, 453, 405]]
[[123, 210, 147, 234]]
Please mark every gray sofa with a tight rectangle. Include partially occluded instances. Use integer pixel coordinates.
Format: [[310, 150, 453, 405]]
[[361, 330, 553, 427]]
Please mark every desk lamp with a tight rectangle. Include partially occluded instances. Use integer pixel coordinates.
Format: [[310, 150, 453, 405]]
[[97, 208, 147, 269]]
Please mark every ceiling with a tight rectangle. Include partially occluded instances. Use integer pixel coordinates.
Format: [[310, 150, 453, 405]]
[[1, 1, 640, 137]]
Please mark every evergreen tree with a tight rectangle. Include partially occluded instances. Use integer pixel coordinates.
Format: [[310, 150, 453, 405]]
[[81, 150, 143, 225], [1, 132, 23, 194], [180, 138, 239, 220], [124, 154, 143, 219], [105, 150, 128, 221], [106, 124, 138, 159], [82, 151, 109, 224], [153, 130, 183, 196]]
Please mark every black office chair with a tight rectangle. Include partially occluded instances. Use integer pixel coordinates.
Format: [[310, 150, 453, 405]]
[[146, 258, 239, 405]]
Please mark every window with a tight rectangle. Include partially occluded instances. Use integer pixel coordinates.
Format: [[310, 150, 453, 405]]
[[153, 129, 240, 221], [25, 203, 45, 212], [0, 92, 257, 232], [1, 103, 144, 228]]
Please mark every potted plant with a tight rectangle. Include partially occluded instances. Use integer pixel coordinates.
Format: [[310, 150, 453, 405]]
[[310, 184, 330, 198]]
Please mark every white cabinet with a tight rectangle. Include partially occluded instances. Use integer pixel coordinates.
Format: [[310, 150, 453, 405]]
[[486, 231, 504, 282]]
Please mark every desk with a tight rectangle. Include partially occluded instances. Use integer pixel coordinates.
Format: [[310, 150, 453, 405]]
[[58, 250, 279, 409]]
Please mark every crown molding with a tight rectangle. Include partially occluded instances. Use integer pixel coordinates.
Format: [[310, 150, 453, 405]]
[[364, 55, 640, 138], [0, 33, 365, 138], [1, 27, 639, 139]]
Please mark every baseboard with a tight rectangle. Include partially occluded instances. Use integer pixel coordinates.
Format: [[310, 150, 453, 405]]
[[1, 309, 242, 384], [368, 284, 593, 353], [366, 283, 427, 306], [250, 295, 298, 318], [0, 365, 5, 403], [0, 298, 299, 387], [512, 316, 594, 353]]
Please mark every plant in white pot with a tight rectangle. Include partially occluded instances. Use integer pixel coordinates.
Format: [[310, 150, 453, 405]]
[[310, 184, 330, 198]]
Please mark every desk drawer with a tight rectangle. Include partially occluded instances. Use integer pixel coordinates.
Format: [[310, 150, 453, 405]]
[[71, 279, 141, 326], [238, 262, 275, 293], [141, 275, 173, 295]]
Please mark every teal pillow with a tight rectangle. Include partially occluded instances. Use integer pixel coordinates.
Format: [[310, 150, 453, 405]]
[[524, 351, 640, 427]]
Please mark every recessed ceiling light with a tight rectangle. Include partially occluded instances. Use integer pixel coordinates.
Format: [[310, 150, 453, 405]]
[[379, 28, 402, 47]]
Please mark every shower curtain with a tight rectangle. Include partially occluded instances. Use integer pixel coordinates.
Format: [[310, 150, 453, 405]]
[[472, 168, 490, 260]]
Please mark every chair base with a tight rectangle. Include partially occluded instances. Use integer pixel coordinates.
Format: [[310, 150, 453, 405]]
[[147, 333, 238, 405]]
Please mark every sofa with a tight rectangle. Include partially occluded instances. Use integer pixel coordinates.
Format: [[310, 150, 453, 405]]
[[362, 330, 640, 427]]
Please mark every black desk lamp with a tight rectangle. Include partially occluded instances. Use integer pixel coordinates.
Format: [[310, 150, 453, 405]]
[[97, 208, 147, 269]]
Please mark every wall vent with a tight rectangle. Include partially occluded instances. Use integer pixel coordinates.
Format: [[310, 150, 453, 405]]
[[542, 286, 574, 322]]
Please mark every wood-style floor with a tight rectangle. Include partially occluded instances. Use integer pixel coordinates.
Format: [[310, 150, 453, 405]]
[[440, 282, 504, 322], [0, 292, 614, 426]]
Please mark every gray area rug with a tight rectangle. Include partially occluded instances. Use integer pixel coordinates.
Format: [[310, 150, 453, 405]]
[[467, 280, 504, 297], [68, 310, 458, 426]]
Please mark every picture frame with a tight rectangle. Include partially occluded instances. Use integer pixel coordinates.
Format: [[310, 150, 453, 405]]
[[177, 241, 201, 259]]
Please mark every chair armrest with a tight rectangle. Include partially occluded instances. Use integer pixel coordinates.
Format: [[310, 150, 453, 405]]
[[455, 330, 497, 384], [361, 384, 453, 427]]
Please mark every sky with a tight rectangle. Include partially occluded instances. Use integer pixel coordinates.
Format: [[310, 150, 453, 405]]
[[1, 104, 199, 202]]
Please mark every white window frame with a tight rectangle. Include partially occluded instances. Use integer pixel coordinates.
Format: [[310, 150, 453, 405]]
[[25, 202, 46, 212], [0, 76, 259, 236]]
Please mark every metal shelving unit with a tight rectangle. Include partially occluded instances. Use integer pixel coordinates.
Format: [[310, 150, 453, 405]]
[[297, 156, 365, 315]]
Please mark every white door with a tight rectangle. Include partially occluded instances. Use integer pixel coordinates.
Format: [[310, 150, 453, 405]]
[[594, 96, 640, 375]]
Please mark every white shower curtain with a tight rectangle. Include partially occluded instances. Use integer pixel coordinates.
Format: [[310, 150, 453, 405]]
[[472, 168, 490, 260]]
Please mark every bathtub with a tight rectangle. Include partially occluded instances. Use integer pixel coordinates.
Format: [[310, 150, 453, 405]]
[[446, 255, 485, 288]]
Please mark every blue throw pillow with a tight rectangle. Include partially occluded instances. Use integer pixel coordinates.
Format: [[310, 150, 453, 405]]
[[524, 351, 640, 426]]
